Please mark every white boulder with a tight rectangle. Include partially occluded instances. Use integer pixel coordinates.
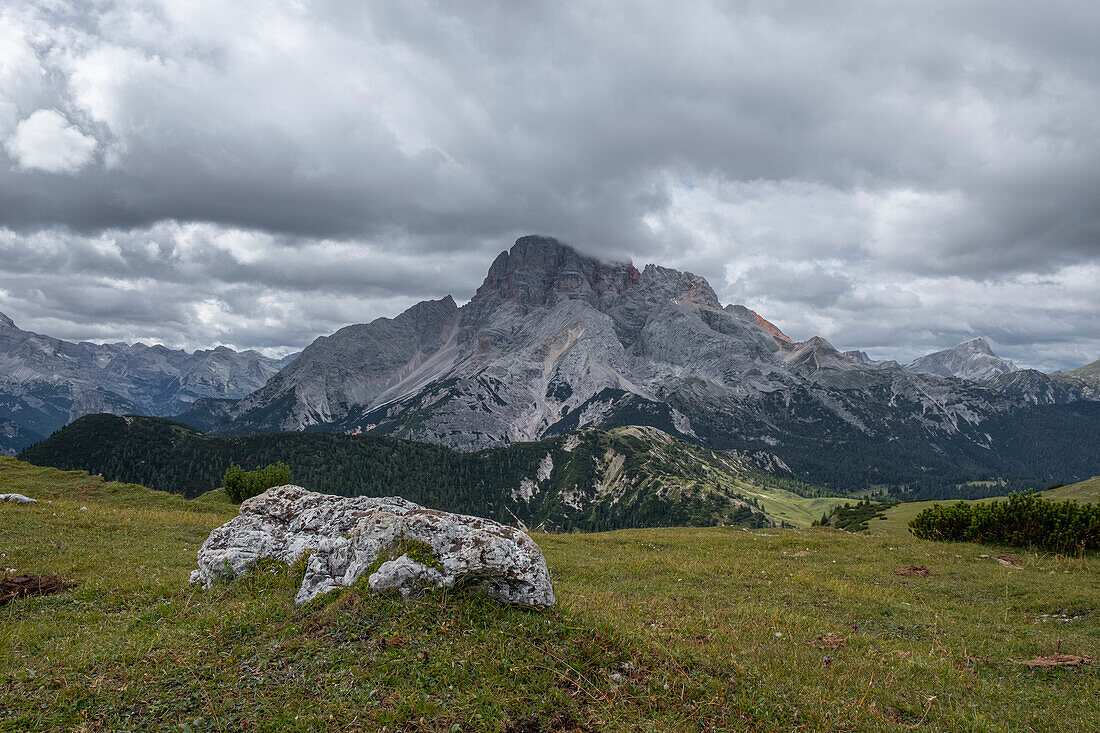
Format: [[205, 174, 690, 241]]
[[189, 485, 555, 607], [0, 494, 36, 503]]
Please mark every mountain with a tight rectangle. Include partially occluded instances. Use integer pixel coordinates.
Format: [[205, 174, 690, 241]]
[[195, 235, 1100, 492], [219, 236, 800, 445], [904, 337, 1018, 380], [0, 314, 292, 454], [19, 414, 848, 531]]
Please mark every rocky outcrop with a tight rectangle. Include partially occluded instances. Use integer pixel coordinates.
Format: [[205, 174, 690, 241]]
[[0, 493, 36, 503], [190, 485, 555, 607]]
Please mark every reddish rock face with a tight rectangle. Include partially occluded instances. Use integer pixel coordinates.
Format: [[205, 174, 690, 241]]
[[750, 310, 793, 344], [624, 264, 640, 287]]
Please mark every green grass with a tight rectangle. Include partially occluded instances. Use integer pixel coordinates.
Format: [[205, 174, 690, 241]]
[[733, 485, 851, 528], [2, 456, 1099, 731]]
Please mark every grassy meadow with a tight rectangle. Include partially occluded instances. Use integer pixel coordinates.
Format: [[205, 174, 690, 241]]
[[2, 456, 1098, 731]]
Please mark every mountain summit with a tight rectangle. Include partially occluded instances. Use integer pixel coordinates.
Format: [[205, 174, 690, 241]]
[[905, 338, 1018, 380], [203, 236, 1100, 491], [220, 235, 795, 447]]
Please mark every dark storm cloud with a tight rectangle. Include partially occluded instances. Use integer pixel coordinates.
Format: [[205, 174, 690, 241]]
[[1, 1, 1098, 368]]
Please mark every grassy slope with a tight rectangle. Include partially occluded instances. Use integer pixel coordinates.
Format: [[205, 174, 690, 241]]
[[870, 476, 1100, 539], [1, 456, 1097, 732], [1045, 476, 1100, 503]]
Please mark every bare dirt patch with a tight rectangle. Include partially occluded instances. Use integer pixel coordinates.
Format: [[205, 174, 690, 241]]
[[810, 633, 847, 650], [1010, 654, 1093, 670], [893, 565, 931, 577], [0, 574, 76, 605], [996, 555, 1023, 569]]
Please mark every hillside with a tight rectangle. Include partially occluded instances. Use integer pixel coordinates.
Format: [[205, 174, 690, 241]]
[[1055, 358, 1100, 388], [18, 414, 848, 531], [2, 457, 1097, 731], [1045, 476, 1100, 503]]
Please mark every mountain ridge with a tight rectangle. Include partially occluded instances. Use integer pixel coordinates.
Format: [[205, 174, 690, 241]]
[[190, 235, 1100, 491], [0, 313, 294, 454]]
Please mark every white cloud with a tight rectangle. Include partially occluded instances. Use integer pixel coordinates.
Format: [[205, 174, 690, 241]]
[[0, 1, 1097, 370], [5, 109, 96, 173]]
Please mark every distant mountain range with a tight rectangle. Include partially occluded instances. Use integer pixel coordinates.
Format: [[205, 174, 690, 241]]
[[0, 312, 294, 454], [176, 235, 1098, 492], [6, 236, 1099, 493]]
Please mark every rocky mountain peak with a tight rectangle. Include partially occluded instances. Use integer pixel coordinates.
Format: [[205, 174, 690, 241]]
[[0, 312, 16, 329], [475, 235, 638, 308], [957, 337, 995, 355], [401, 295, 459, 321], [905, 337, 1017, 381]]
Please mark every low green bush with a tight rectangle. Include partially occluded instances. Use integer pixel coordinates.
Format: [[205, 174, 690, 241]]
[[223, 461, 293, 503], [908, 491, 1100, 554]]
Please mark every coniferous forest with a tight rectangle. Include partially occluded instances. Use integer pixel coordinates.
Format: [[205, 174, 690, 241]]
[[19, 414, 806, 531]]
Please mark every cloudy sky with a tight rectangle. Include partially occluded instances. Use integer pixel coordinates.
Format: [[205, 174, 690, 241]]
[[1, 1, 1098, 371]]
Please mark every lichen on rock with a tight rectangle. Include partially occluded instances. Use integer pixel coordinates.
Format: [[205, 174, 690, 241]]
[[190, 485, 555, 607]]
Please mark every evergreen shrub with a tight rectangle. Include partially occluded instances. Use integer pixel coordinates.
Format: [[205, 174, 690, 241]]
[[908, 491, 1100, 554], [223, 462, 294, 503]]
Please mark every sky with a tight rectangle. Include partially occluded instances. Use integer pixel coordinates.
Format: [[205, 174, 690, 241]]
[[1, 1, 1098, 371]]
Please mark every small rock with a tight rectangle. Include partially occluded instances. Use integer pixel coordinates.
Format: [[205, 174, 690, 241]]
[[0, 494, 36, 504], [368, 555, 445, 597]]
